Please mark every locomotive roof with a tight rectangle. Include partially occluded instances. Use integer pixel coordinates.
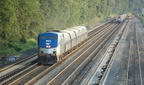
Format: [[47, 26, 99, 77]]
[[39, 26, 86, 35], [39, 32, 62, 36]]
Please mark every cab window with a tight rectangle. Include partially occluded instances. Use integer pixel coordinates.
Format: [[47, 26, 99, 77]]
[[40, 36, 48, 39], [50, 36, 57, 39]]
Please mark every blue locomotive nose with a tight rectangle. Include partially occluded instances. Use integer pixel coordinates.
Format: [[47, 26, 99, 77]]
[[38, 32, 59, 64], [38, 33, 58, 49]]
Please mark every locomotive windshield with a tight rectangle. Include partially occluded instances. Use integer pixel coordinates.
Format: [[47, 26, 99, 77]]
[[50, 36, 57, 39], [40, 36, 57, 39], [40, 36, 48, 39]]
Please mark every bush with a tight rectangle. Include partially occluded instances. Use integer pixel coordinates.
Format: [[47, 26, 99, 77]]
[[8, 42, 22, 52], [5, 48, 18, 55], [0, 46, 18, 58], [0, 39, 37, 58]]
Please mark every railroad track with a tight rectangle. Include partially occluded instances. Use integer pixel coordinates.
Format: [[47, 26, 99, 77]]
[[126, 19, 143, 85], [23, 22, 117, 85], [0, 54, 38, 85], [36, 23, 120, 85], [9, 65, 50, 85], [96, 20, 129, 85], [74, 20, 128, 85], [64, 24, 122, 85], [0, 20, 116, 85], [0, 54, 37, 73]]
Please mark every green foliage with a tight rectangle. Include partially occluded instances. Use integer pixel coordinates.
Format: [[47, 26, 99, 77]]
[[139, 14, 144, 27], [0, 40, 36, 57], [0, 0, 143, 57]]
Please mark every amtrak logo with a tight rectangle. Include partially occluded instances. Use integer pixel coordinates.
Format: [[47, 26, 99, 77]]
[[46, 43, 50, 45]]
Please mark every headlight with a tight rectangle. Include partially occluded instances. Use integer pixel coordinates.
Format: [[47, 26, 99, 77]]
[[53, 51, 56, 54], [46, 45, 51, 48]]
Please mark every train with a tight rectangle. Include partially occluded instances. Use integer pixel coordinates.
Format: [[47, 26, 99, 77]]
[[38, 26, 88, 64], [116, 14, 127, 23]]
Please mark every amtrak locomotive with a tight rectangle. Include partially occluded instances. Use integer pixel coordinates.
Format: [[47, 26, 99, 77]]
[[38, 26, 88, 64]]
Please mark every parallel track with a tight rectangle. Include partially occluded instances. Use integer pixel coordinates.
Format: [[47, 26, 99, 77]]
[[24, 22, 116, 85], [47, 23, 119, 85], [78, 20, 128, 85], [126, 19, 143, 85], [98, 20, 129, 85], [0, 54, 38, 85], [0, 54, 37, 73]]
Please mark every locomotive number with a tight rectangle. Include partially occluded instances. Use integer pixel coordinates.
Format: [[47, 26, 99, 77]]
[[46, 40, 51, 42]]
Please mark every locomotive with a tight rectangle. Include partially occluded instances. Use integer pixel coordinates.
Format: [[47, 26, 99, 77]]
[[38, 26, 88, 64]]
